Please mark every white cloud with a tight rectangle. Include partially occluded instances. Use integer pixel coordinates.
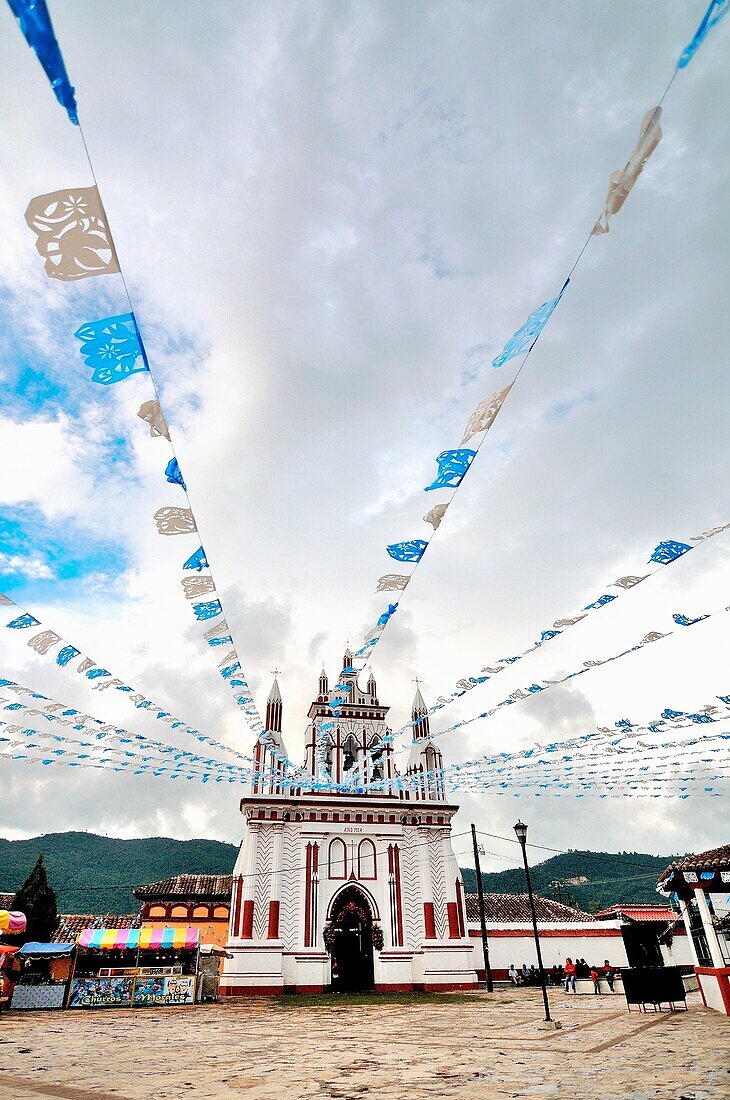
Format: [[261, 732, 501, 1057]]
[[0, 0, 727, 853], [0, 415, 94, 518], [0, 552, 53, 580]]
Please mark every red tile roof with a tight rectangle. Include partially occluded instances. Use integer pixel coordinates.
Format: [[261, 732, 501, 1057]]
[[134, 874, 233, 902], [594, 904, 678, 923], [465, 892, 595, 924], [52, 913, 141, 942], [657, 844, 730, 887]]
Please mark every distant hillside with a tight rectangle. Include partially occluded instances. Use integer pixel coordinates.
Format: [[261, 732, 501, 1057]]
[[461, 850, 678, 911], [0, 833, 678, 915], [0, 832, 238, 915]]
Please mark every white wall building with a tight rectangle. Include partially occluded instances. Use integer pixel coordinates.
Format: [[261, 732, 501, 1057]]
[[221, 657, 476, 995], [463, 896, 692, 981]]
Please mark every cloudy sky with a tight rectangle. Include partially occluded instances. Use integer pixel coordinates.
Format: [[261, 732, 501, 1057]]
[[0, 1, 727, 875]]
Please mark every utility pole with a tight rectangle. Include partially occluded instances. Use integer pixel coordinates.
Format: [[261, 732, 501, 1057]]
[[471, 823, 493, 992]]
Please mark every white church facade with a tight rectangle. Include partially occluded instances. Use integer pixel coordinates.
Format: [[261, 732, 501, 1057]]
[[220, 652, 477, 995]]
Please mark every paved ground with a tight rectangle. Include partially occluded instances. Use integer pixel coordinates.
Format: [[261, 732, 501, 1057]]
[[0, 988, 727, 1099]]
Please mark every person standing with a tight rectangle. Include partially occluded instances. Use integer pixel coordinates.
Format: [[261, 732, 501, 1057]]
[[590, 964, 601, 994], [564, 957, 576, 993]]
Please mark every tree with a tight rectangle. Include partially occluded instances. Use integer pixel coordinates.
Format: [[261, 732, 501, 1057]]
[[10, 853, 59, 945]]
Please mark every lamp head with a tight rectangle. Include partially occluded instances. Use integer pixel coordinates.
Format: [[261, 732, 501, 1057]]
[[513, 819, 528, 845]]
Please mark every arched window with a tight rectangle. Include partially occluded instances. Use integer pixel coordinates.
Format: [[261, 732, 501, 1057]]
[[192, 905, 209, 918], [147, 905, 166, 918], [358, 838, 376, 880], [342, 735, 358, 773], [171, 905, 188, 919], [329, 837, 347, 879]]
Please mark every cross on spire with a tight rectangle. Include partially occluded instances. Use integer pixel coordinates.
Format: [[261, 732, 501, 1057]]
[[412, 675, 422, 686], [271, 667, 281, 678]]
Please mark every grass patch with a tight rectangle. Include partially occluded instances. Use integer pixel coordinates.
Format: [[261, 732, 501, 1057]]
[[273, 991, 486, 1009]]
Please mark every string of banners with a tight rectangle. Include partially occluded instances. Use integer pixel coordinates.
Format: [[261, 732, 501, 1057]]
[[386, 524, 728, 752], [0, 677, 301, 787], [2, 573, 725, 798], [415, 687, 729, 785], [340, 1, 729, 669], [5, 0, 729, 771], [4, 0, 286, 758], [2, 690, 726, 797], [0, 679, 257, 781], [0, 595, 254, 765], [396, 603, 725, 754], [2, 650, 727, 797], [0, 593, 313, 784]]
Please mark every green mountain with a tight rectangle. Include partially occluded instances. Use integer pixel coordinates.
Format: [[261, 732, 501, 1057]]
[[0, 832, 238, 915], [461, 850, 678, 912], [0, 833, 678, 916]]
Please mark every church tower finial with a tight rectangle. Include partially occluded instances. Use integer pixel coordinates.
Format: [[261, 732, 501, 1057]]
[[411, 676, 430, 740], [266, 671, 283, 733]]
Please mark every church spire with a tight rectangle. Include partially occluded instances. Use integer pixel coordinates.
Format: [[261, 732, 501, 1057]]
[[367, 668, 377, 701], [266, 672, 283, 733], [411, 678, 430, 740], [342, 644, 353, 671], [318, 664, 329, 701]]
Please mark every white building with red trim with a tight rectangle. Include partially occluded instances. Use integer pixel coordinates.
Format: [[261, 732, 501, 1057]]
[[657, 844, 730, 1014], [221, 657, 476, 995], [464, 896, 691, 981]]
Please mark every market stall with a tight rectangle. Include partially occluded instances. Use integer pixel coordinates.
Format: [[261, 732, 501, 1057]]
[[68, 926, 200, 1008], [0, 909, 26, 1011], [11, 942, 75, 1010]]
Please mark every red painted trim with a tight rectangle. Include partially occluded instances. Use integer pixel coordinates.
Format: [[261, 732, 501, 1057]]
[[375, 983, 414, 992], [455, 880, 466, 938], [696, 966, 730, 976], [394, 845, 404, 948], [304, 843, 312, 947], [241, 899, 254, 939], [447, 901, 460, 940], [421, 982, 477, 992], [721, 976, 730, 1016], [294, 985, 325, 994], [267, 900, 280, 939], [697, 977, 707, 1007], [468, 928, 623, 938], [423, 902, 436, 939], [219, 985, 284, 997]]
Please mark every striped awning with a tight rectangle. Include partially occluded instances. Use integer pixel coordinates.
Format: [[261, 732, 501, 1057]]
[[77, 926, 200, 951]]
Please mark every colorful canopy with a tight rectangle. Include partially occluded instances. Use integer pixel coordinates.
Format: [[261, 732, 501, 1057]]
[[77, 926, 200, 951], [0, 910, 26, 933]]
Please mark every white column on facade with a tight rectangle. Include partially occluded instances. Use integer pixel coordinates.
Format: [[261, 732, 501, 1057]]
[[240, 820, 261, 937], [694, 888, 725, 968], [416, 826, 434, 938], [268, 823, 285, 938], [441, 831, 459, 911]]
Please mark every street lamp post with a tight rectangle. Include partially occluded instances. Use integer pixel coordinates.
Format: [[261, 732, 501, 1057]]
[[514, 819, 553, 1023], [471, 823, 493, 992]]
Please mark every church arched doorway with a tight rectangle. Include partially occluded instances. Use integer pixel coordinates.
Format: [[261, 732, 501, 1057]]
[[328, 886, 375, 993]]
